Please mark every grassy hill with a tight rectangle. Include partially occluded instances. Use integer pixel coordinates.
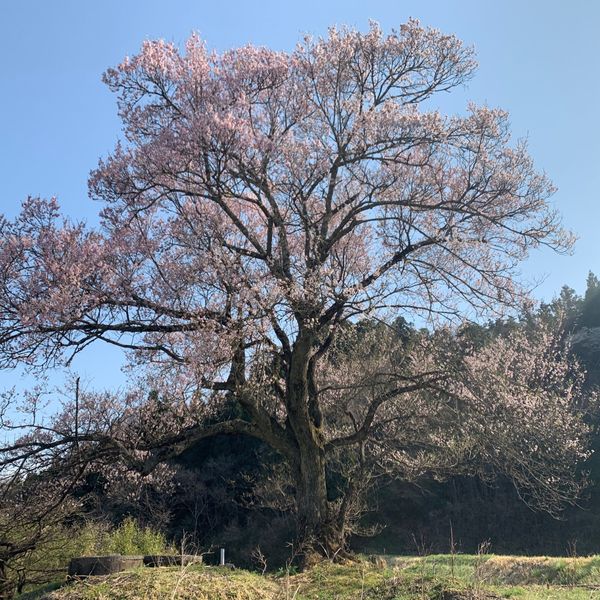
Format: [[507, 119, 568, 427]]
[[22, 555, 600, 599]]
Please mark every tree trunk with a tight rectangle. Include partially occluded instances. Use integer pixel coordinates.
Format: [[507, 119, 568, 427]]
[[286, 327, 344, 563], [295, 440, 329, 558]]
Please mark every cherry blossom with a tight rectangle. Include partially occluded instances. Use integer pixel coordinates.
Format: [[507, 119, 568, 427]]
[[0, 21, 587, 561]]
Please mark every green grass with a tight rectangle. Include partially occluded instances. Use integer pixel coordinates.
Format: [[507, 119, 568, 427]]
[[24, 555, 600, 599]]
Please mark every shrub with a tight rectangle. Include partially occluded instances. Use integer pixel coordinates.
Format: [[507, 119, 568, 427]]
[[100, 518, 171, 556]]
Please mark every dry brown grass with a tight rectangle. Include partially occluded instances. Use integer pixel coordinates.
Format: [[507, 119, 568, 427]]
[[44, 566, 280, 600]]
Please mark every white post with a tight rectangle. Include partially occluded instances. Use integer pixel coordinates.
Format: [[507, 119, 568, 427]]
[[220, 548, 225, 566]]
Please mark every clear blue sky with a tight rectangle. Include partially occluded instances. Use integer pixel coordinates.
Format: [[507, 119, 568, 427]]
[[1, 0, 599, 389]]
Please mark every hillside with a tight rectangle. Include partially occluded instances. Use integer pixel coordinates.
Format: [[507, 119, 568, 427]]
[[23, 555, 600, 600]]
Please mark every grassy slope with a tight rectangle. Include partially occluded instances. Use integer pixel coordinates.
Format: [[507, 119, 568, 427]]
[[27, 555, 600, 599]]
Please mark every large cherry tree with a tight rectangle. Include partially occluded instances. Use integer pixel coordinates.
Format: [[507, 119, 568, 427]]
[[0, 21, 591, 559]]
